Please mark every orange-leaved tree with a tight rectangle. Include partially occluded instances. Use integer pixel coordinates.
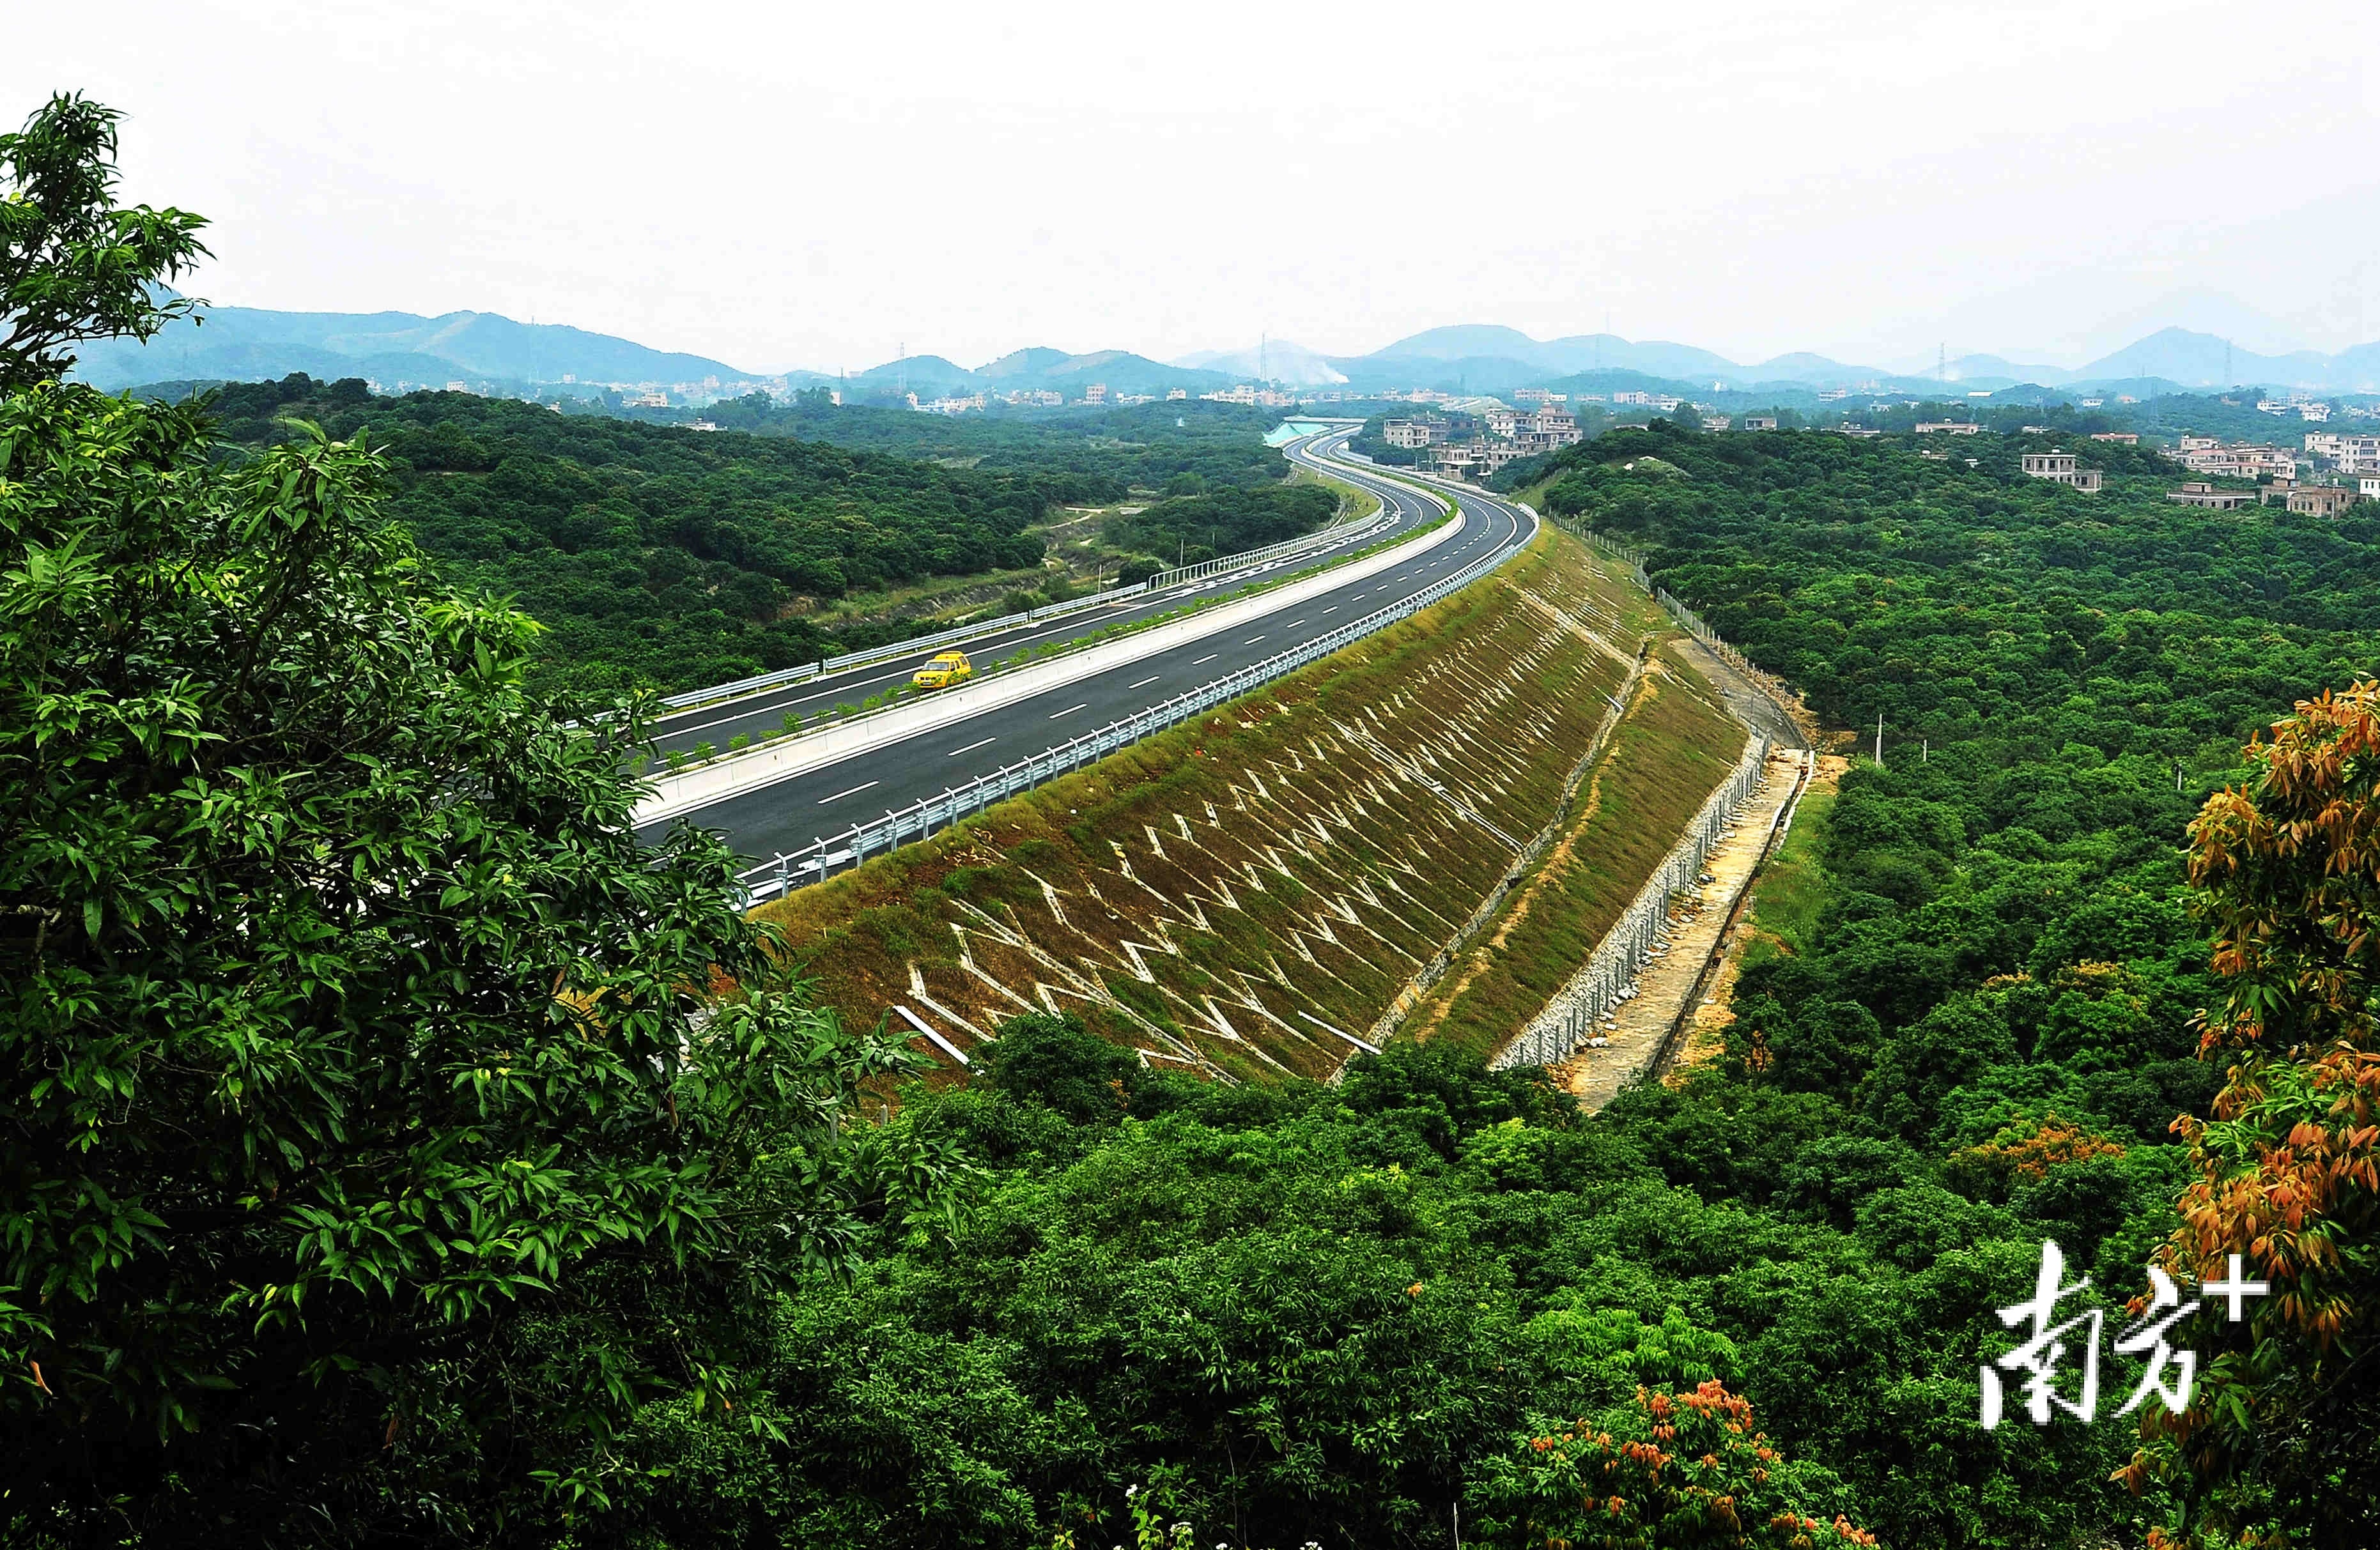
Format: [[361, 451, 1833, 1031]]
[[1471, 1380, 1876, 1550], [2121, 682, 2380, 1546]]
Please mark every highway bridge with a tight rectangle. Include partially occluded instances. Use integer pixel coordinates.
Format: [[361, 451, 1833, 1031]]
[[637, 430, 1540, 882]]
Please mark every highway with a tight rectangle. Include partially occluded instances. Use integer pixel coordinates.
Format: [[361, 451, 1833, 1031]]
[[641, 433, 1540, 866], [645, 430, 1432, 763]]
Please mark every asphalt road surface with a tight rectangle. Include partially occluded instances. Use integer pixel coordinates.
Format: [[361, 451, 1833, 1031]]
[[643, 434, 1538, 867]]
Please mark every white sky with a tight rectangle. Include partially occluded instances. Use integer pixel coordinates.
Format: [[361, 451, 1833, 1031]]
[[11, 0, 2379, 374]]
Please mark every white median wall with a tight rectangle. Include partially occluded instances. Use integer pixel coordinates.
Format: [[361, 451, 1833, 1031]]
[[634, 498, 1462, 827]]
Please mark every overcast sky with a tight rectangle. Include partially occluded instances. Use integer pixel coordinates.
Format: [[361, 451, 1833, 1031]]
[[12, 0, 2378, 374]]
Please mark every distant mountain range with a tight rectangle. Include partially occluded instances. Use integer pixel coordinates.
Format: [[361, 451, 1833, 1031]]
[[1307, 324, 2380, 395], [74, 303, 1246, 403], [72, 304, 770, 394], [74, 301, 2380, 404], [838, 348, 1235, 399]]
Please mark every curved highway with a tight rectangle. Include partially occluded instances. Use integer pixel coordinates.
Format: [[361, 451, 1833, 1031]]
[[647, 434, 1540, 865], [645, 431, 1433, 763]]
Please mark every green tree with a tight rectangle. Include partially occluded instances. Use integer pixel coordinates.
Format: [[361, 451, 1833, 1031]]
[[0, 378, 956, 1538], [1, 93, 209, 391], [2121, 683, 2380, 1547]]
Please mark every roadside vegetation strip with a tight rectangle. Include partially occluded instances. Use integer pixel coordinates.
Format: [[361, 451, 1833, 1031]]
[[746, 528, 1647, 1080], [656, 434, 1403, 716]]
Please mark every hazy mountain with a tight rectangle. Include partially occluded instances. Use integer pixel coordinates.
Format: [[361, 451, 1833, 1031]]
[[842, 348, 1232, 400], [1333, 326, 1886, 388], [1173, 340, 1347, 386], [2068, 327, 2361, 390], [73, 303, 761, 392], [842, 355, 982, 396]]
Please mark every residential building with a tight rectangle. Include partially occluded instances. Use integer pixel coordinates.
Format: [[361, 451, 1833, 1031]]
[[2021, 449, 2104, 491], [2173, 441, 2301, 480], [2168, 481, 2255, 510], [1483, 406, 1519, 438], [2089, 432, 2139, 444], [1166, 387, 1188, 401], [1915, 421, 1982, 435], [1513, 388, 1568, 404], [1818, 388, 1851, 401], [1743, 415, 1779, 431], [2362, 475, 2380, 501], [1611, 391, 1652, 405], [2307, 433, 2380, 473], [1702, 415, 1733, 431], [1520, 406, 1580, 452], [2283, 484, 2359, 516], [1082, 383, 1108, 405], [1384, 418, 1451, 449]]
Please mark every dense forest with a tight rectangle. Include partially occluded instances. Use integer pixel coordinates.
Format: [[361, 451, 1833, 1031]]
[[536, 426, 2380, 1548], [189, 376, 1313, 695], [681, 391, 1296, 491]]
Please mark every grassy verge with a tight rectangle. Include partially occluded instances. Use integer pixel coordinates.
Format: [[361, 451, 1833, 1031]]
[[1733, 756, 1841, 973]]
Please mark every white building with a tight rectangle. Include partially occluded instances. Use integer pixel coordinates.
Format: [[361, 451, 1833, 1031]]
[[2021, 449, 2104, 492]]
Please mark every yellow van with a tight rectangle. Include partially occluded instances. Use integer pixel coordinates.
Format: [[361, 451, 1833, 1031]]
[[910, 650, 974, 690]]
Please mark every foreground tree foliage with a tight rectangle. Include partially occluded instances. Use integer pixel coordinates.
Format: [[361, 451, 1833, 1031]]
[[1, 93, 209, 392], [0, 376, 961, 1540], [2117, 684, 2380, 1545]]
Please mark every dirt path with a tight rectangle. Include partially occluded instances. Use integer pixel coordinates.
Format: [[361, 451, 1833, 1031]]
[[1552, 745, 1810, 1110]]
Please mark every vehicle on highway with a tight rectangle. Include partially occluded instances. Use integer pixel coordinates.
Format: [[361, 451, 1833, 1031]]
[[910, 650, 975, 690]]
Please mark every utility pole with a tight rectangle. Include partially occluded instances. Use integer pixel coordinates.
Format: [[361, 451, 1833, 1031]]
[[1875, 714, 1884, 765], [1922, 738, 1929, 764]]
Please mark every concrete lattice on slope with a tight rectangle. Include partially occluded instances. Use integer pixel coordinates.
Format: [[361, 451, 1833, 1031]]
[[759, 530, 1751, 1083]]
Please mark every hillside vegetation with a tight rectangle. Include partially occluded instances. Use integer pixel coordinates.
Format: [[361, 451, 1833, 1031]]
[[192, 377, 1316, 694]]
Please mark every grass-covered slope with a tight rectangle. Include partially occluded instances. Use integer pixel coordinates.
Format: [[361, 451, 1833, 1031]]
[[753, 528, 1749, 1077]]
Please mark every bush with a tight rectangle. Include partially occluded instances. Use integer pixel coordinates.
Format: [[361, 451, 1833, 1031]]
[[978, 1011, 1138, 1124]]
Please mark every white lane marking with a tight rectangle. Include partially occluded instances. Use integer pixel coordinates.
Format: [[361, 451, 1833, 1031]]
[[1287, 619, 1307, 629], [1127, 674, 1161, 689], [947, 737, 997, 756], [1193, 653, 1218, 665], [1322, 606, 1338, 614], [818, 780, 879, 805], [1244, 634, 1266, 644], [1049, 702, 1087, 719]]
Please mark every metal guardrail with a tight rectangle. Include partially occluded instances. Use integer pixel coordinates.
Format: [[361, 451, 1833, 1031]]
[[660, 433, 1396, 715], [1491, 737, 1770, 1070], [735, 498, 1533, 903]]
